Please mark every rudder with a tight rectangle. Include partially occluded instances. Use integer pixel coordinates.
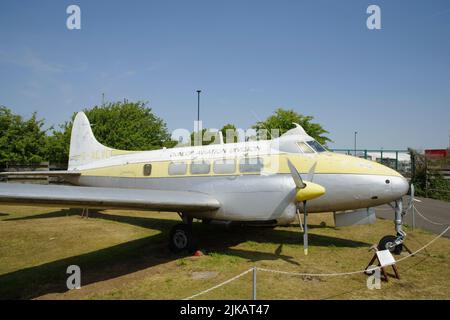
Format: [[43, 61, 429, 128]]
[[68, 112, 112, 170]]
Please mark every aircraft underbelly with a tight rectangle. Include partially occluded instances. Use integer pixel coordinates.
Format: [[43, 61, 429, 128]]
[[77, 174, 296, 221], [76, 173, 402, 221]]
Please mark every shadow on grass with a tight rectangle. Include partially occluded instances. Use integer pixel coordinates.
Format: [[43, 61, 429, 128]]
[[0, 211, 179, 299], [222, 247, 301, 266], [0, 209, 370, 299], [196, 223, 369, 250], [5, 208, 100, 221]]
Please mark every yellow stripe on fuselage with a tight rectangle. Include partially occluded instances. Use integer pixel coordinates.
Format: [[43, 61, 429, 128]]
[[79, 152, 402, 178]]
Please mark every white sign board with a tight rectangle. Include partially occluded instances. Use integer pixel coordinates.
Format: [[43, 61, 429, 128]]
[[376, 250, 396, 267]]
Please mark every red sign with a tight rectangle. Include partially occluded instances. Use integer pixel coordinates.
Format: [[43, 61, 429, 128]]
[[425, 149, 448, 159]]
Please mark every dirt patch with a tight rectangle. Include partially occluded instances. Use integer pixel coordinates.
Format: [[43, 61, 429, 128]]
[[191, 271, 219, 280]]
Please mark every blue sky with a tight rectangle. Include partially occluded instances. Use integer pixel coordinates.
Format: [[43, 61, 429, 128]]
[[0, 0, 449, 150]]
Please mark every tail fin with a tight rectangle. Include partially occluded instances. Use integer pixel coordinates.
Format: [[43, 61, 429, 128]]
[[68, 112, 112, 170]]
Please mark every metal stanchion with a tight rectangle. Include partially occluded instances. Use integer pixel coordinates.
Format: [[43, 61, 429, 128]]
[[252, 267, 257, 300], [411, 184, 415, 231]]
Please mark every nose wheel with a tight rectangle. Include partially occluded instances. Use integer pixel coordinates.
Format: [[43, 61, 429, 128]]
[[378, 235, 403, 255]]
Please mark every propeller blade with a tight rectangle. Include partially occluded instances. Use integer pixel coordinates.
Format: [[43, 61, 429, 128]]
[[296, 208, 304, 232], [303, 200, 309, 255], [287, 159, 306, 189], [405, 183, 415, 212], [307, 162, 317, 182]]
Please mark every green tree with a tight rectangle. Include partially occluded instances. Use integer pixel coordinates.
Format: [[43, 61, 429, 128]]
[[410, 148, 450, 202], [188, 125, 239, 146], [252, 108, 331, 145], [0, 106, 49, 166], [47, 101, 176, 164], [190, 128, 220, 146], [45, 123, 71, 164], [221, 124, 239, 143]]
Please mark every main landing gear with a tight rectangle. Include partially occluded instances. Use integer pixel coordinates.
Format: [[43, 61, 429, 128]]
[[377, 199, 406, 255], [169, 214, 198, 253]]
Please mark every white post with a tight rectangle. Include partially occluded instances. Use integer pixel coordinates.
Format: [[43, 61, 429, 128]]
[[252, 267, 257, 300], [411, 184, 416, 231]]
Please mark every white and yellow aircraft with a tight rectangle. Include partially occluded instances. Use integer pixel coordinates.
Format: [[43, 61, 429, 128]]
[[0, 112, 411, 254]]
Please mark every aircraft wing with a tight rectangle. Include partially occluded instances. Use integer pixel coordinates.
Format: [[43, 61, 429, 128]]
[[0, 170, 81, 177], [0, 183, 220, 212]]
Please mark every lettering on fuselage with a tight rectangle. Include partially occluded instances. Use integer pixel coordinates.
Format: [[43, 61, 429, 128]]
[[168, 145, 264, 159]]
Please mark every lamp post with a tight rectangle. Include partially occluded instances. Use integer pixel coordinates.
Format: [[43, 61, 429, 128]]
[[197, 90, 201, 123], [354, 131, 358, 156], [196, 90, 201, 146]]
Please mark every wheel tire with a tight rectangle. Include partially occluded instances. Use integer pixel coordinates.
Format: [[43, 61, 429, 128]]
[[378, 235, 403, 255], [169, 224, 197, 254]]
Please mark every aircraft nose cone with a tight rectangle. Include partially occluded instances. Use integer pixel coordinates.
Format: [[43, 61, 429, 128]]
[[392, 176, 410, 197]]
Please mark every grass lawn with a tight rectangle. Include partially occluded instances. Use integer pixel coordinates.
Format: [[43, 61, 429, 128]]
[[0, 204, 449, 300]]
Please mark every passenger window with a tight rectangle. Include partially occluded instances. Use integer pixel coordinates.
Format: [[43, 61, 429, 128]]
[[297, 142, 314, 153], [190, 160, 211, 174], [143, 164, 152, 176], [168, 162, 187, 175], [239, 157, 264, 173], [213, 159, 236, 174]]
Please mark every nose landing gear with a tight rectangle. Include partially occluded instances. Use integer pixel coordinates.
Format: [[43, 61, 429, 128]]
[[377, 199, 406, 255]]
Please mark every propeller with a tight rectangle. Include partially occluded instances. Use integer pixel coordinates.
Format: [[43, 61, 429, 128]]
[[405, 183, 415, 213], [287, 159, 325, 255], [307, 162, 317, 182]]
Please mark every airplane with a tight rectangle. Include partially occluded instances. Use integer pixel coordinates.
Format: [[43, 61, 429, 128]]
[[0, 112, 411, 255]]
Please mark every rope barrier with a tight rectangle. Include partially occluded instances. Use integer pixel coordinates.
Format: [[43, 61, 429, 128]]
[[396, 225, 449, 262], [182, 212, 450, 299], [413, 206, 449, 226], [183, 268, 253, 300]]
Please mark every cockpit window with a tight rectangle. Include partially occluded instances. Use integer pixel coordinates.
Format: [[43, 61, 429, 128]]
[[297, 142, 314, 153], [306, 140, 327, 152], [279, 139, 327, 154]]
